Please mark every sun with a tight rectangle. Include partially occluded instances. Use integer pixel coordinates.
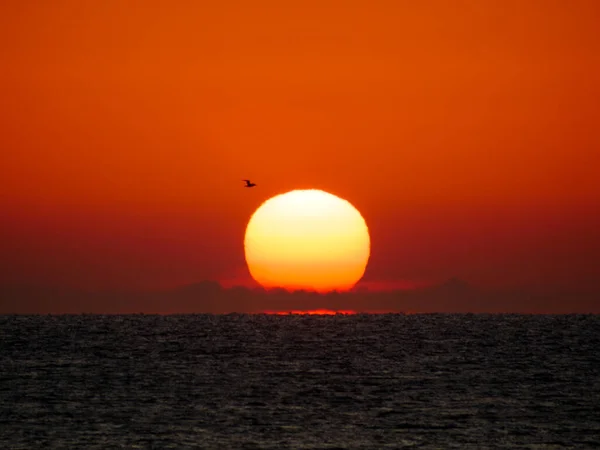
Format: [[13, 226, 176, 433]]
[[244, 189, 370, 292]]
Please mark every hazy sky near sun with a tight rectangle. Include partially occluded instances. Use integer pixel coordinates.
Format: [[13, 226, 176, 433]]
[[1, 1, 599, 301]]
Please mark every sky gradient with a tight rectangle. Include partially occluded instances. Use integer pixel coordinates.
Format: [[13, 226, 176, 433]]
[[1, 1, 599, 312]]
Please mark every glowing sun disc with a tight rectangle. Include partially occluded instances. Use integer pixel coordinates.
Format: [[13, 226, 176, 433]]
[[244, 189, 370, 292]]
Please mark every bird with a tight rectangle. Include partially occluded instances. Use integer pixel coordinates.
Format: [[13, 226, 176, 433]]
[[243, 179, 257, 188]]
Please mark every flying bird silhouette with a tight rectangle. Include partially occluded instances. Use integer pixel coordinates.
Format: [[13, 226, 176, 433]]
[[243, 179, 257, 188]]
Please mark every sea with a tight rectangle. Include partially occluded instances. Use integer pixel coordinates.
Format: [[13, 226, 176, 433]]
[[1, 314, 599, 449]]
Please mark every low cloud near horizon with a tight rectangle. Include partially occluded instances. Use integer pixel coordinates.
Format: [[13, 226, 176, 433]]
[[1, 279, 598, 314]]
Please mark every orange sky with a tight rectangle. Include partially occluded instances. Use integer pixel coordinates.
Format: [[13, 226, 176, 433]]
[[1, 1, 599, 303]]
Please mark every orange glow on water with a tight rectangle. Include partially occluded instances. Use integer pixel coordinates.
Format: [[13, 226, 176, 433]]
[[261, 309, 418, 315], [263, 309, 357, 315]]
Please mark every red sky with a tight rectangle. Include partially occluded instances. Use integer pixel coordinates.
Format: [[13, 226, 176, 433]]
[[1, 1, 599, 308]]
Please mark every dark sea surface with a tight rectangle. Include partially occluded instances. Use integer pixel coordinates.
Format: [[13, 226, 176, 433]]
[[1, 314, 599, 449]]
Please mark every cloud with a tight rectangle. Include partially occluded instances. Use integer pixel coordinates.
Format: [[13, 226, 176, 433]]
[[1, 279, 598, 314]]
